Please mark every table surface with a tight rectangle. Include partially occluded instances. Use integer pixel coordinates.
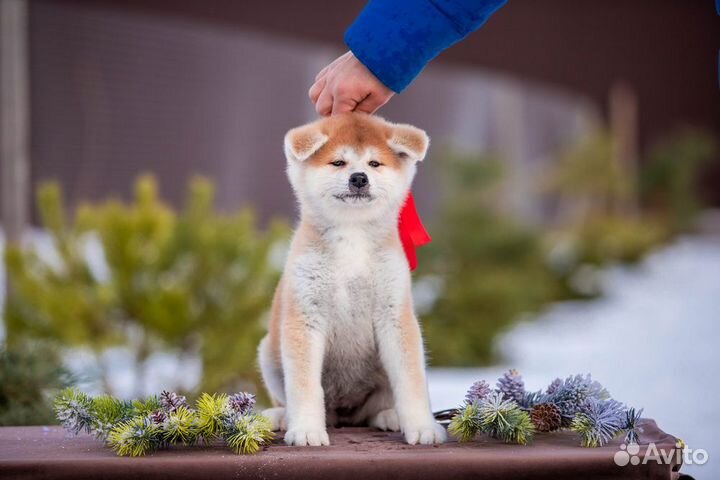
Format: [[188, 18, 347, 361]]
[[0, 419, 683, 480]]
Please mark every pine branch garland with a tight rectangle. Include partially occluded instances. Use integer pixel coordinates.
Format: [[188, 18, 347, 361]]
[[544, 374, 609, 425], [225, 414, 274, 455], [54, 388, 273, 456], [91, 395, 133, 440], [569, 398, 625, 447], [517, 390, 546, 410], [150, 409, 167, 424], [623, 407, 644, 445], [196, 392, 230, 440], [448, 392, 534, 445], [108, 416, 162, 457], [546, 378, 563, 395], [530, 403, 562, 432], [131, 396, 162, 417], [229, 392, 256, 416], [464, 380, 492, 404], [160, 390, 189, 413], [448, 401, 482, 442], [448, 371, 643, 448], [497, 369, 526, 403], [163, 406, 200, 445], [54, 388, 95, 435], [478, 392, 535, 445]]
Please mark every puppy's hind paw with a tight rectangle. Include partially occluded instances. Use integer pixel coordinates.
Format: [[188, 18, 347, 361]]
[[369, 408, 400, 432], [284, 428, 330, 446], [261, 407, 287, 431], [404, 422, 447, 445]]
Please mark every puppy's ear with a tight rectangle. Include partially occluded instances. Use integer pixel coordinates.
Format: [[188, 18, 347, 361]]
[[284, 123, 328, 162], [388, 124, 429, 162]]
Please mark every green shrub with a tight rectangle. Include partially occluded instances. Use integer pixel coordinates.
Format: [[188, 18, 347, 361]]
[[553, 215, 669, 266], [415, 125, 709, 365], [640, 129, 717, 232], [542, 127, 715, 268], [0, 342, 73, 425], [4, 176, 290, 397], [417, 154, 567, 365]]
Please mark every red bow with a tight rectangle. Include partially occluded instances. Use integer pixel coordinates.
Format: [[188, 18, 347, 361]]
[[398, 192, 431, 271]]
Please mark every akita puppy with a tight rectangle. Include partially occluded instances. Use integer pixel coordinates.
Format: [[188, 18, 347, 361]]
[[257, 113, 445, 446]]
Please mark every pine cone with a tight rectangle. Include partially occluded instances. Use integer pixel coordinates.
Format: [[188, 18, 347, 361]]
[[465, 380, 492, 404], [160, 390, 188, 413], [497, 369, 525, 403], [229, 392, 256, 415], [150, 409, 167, 424], [531, 403, 562, 432], [546, 378, 563, 395]]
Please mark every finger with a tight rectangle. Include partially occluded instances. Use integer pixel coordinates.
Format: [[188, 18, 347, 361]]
[[315, 51, 350, 81], [332, 89, 358, 115], [354, 92, 392, 114], [308, 77, 326, 104], [315, 88, 333, 116], [314, 65, 329, 82], [331, 94, 358, 116]]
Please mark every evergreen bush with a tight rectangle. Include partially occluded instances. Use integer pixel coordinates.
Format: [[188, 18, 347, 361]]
[[4, 176, 290, 396]]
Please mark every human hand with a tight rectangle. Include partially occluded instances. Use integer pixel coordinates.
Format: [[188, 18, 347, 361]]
[[309, 51, 395, 116]]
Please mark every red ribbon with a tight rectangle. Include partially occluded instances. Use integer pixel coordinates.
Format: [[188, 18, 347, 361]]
[[398, 192, 431, 271]]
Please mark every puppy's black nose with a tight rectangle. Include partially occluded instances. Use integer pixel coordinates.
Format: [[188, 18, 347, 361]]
[[348, 172, 369, 193]]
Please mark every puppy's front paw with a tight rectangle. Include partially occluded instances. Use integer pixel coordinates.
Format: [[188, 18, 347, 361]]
[[404, 422, 447, 445], [284, 428, 330, 446], [370, 408, 400, 432]]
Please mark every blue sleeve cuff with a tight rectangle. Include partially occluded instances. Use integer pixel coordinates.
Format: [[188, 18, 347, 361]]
[[345, 0, 506, 93]]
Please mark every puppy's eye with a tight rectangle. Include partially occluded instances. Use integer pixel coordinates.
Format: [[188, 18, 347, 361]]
[[368, 160, 381, 168], [330, 160, 346, 167]]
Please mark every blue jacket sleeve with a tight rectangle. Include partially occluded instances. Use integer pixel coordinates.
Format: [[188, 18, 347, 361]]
[[345, 0, 507, 93]]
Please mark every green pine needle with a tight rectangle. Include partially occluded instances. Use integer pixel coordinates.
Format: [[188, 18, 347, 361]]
[[448, 393, 535, 445], [569, 398, 624, 447], [131, 395, 162, 417], [91, 395, 133, 440], [224, 414, 274, 455], [477, 392, 535, 445], [502, 408, 535, 445], [196, 392, 230, 439], [54, 387, 95, 435], [571, 414, 600, 447], [108, 416, 162, 457], [163, 406, 200, 445], [570, 411, 622, 448], [448, 402, 482, 442]]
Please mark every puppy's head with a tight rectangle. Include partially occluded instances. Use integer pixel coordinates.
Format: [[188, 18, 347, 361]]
[[284, 113, 429, 224]]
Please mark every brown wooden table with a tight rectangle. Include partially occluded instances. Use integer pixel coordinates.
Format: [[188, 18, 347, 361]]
[[0, 419, 683, 479]]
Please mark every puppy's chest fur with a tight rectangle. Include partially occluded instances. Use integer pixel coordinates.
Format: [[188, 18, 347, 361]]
[[291, 226, 406, 408]]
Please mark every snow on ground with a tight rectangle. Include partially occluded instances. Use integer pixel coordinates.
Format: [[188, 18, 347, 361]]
[[428, 236, 720, 479]]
